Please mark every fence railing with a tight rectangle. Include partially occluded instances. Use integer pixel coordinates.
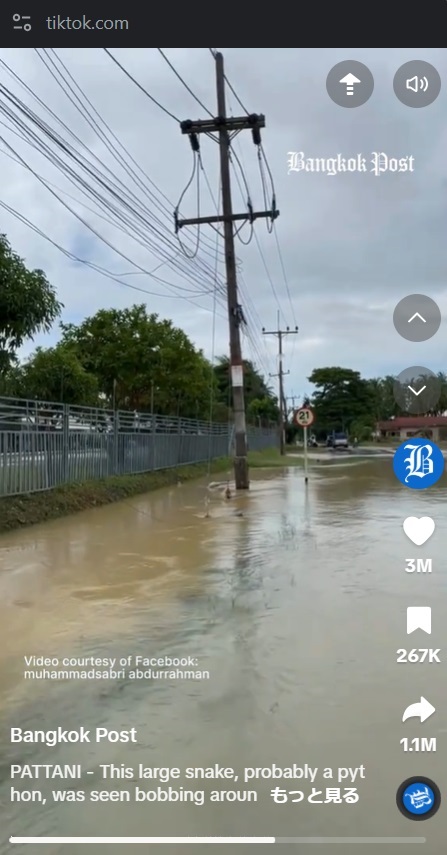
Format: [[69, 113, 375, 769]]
[[0, 396, 278, 497]]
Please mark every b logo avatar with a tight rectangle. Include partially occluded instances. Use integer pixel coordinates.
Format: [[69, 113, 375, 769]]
[[393, 438, 445, 490], [396, 777, 441, 820]]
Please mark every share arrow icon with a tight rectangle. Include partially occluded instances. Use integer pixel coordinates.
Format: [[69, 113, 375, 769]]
[[402, 696, 435, 723]]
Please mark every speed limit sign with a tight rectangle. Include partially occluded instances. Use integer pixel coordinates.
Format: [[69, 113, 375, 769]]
[[293, 407, 315, 427]]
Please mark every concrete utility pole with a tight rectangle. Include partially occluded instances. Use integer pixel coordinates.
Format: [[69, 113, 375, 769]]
[[285, 393, 298, 422], [263, 318, 298, 455], [176, 53, 279, 490]]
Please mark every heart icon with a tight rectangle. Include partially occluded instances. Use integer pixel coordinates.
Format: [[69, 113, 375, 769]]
[[403, 516, 435, 546]]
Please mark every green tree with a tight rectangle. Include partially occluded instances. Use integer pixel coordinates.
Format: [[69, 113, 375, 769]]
[[213, 355, 276, 421], [20, 345, 99, 405], [60, 304, 215, 417], [247, 395, 279, 425], [0, 364, 26, 398], [434, 372, 447, 415], [308, 367, 374, 434], [0, 234, 62, 372], [377, 375, 402, 419]]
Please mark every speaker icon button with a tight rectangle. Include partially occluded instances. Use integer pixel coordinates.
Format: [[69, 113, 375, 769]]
[[394, 61, 441, 108], [406, 76, 428, 93]]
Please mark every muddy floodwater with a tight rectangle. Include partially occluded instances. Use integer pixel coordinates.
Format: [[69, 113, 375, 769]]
[[1, 459, 446, 855]]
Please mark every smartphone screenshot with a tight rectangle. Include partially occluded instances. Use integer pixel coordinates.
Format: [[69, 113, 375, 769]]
[[0, 32, 446, 855]]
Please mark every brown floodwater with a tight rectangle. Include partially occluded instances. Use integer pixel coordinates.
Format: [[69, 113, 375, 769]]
[[0, 458, 446, 855]]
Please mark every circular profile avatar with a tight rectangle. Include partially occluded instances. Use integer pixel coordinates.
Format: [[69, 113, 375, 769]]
[[393, 437, 445, 490], [396, 777, 441, 820]]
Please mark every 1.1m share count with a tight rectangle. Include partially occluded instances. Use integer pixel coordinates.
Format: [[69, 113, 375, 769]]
[[400, 738, 436, 752]]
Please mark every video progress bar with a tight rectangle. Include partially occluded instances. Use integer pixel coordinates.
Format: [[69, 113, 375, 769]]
[[9, 837, 426, 845], [10, 839, 273, 845]]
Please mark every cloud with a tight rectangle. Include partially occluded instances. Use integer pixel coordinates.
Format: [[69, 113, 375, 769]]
[[0, 47, 446, 403]]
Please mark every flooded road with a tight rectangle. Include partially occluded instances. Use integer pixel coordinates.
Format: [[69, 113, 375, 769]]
[[1, 459, 446, 855]]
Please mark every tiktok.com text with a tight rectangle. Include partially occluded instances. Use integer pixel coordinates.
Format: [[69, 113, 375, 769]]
[[46, 16, 129, 31]]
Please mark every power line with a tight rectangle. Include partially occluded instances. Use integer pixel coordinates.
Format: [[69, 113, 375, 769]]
[[0, 131, 220, 302], [103, 48, 180, 122], [157, 49, 213, 117], [177, 53, 279, 488], [228, 147, 254, 246], [41, 49, 226, 264], [0, 79, 227, 296], [34, 50, 227, 270], [174, 150, 202, 259], [0, 197, 227, 320], [273, 222, 297, 327], [208, 48, 249, 114], [197, 149, 274, 379]]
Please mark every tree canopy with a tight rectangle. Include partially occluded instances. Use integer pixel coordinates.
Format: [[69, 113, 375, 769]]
[[0, 234, 62, 373], [57, 305, 215, 416], [19, 346, 99, 406], [307, 367, 373, 434], [302, 367, 447, 440], [0, 301, 279, 422]]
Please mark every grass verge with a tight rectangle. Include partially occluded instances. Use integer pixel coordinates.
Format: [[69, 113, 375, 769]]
[[248, 448, 303, 468], [0, 457, 232, 534]]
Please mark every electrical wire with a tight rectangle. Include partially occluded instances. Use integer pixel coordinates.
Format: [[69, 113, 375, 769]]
[[0, 131, 223, 305], [207, 183, 221, 475], [174, 150, 202, 259], [32, 54, 208, 272], [0, 78, 227, 297], [259, 143, 276, 202], [1, 49, 281, 387], [229, 144, 286, 324], [0, 197, 227, 321], [103, 48, 180, 122], [257, 146, 273, 233], [228, 147, 254, 245], [256, 141, 299, 352], [198, 148, 274, 381], [0, 137, 183, 280], [157, 49, 213, 118], [273, 222, 298, 328], [225, 92, 292, 341], [42, 52, 227, 288], [34, 50, 226, 265], [207, 48, 249, 114]]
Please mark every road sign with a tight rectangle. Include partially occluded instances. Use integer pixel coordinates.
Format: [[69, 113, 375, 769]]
[[294, 407, 315, 428]]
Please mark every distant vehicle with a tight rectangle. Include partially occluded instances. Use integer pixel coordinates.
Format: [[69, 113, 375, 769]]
[[326, 432, 349, 449]]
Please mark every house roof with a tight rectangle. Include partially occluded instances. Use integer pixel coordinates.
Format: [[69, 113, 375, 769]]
[[378, 416, 447, 430]]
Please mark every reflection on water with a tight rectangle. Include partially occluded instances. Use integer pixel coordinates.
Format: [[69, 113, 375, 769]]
[[1, 460, 446, 855]]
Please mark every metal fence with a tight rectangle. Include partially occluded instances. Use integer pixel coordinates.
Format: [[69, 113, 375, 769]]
[[0, 396, 278, 497]]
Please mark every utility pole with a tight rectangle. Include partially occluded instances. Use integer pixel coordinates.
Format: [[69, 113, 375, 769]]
[[263, 316, 298, 455], [285, 393, 298, 420], [176, 52, 279, 490], [269, 368, 290, 454]]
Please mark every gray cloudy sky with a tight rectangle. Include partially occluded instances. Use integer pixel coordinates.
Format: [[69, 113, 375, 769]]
[[0, 47, 446, 402]]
